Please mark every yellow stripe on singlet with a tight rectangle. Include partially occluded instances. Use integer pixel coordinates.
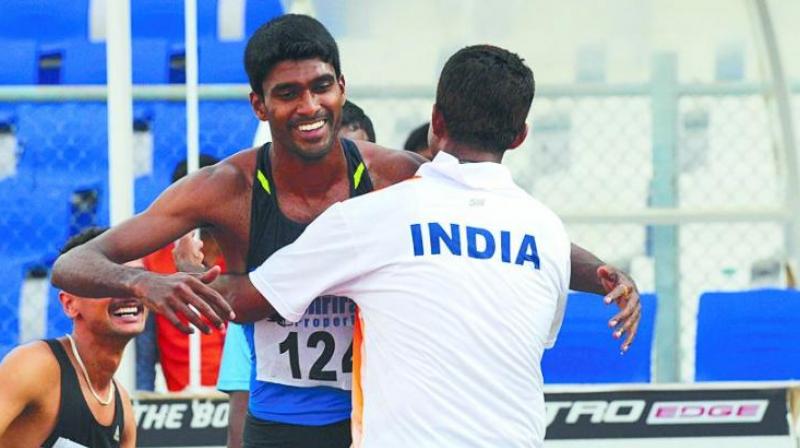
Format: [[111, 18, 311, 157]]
[[256, 169, 271, 194], [353, 162, 365, 190]]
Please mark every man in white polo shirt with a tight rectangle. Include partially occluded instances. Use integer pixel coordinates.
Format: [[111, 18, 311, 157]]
[[216, 45, 597, 447]]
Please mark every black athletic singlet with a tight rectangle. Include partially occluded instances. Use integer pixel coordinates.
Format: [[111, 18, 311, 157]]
[[41, 339, 124, 448], [242, 138, 373, 429], [246, 138, 374, 270]]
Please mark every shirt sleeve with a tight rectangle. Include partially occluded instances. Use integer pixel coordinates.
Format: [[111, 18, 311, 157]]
[[544, 227, 572, 348], [248, 202, 366, 323]]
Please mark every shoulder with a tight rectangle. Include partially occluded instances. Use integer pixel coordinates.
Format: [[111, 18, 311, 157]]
[[181, 148, 257, 193], [0, 340, 58, 373], [153, 148, 258, 214], [0, 340, 59, 394], [355, 141, 426, 190]]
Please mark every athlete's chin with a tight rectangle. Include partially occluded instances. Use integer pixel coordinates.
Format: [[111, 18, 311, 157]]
[[290, 142, 334, 162], [107, 321, 146, 338]]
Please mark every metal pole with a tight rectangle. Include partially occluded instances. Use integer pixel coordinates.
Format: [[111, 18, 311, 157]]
[[185, 0, 202, 392], [650, 53, 680, 383], [753, 0, 800, 280], [106, 0, 136, 392]]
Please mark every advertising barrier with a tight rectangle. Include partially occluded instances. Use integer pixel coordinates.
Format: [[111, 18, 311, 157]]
[[134, 384, 799, 448]]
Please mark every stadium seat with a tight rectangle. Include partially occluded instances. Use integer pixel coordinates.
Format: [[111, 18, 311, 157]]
[[199, 101, 259, 154], [0, 39, 37, 84], [59, 40, 107, 84], [0, 178, 74, 268], [133, 39, 171, 84], [199, 39, 248, 83], [0, 0, 90, 41], [244, 0, 284, 37], [542, 292, 656, 383], [695, 289, 800, 381], [132, 0, 217, 40], [15, 102, 109, 178]]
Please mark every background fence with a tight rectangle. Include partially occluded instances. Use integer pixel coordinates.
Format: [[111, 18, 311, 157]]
[[1, 53, 796, 382]]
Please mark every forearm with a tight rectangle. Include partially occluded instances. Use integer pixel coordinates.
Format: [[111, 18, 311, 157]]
[[569, 243, 606, 294], [213, 274, 275, 323], [51, 246, 149, 299]]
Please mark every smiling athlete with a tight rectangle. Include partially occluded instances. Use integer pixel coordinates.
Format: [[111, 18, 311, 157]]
[[0, 227, 141, 448]]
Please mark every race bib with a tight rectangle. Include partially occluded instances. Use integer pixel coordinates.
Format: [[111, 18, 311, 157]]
[[253, 295, 356, 390], [52, 438, 89, 448]]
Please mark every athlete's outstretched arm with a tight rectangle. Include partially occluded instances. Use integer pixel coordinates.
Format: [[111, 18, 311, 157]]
[[569, 243, 641, 352], [51, 166, 235, 334]]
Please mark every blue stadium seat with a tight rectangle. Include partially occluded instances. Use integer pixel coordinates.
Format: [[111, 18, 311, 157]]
[[0, 0, 90, 41], [542, 292, 656, 383], [135, 175, 170, 213], [15, 102, 108, 178], [132, 0, 185, 40], [199, 101, 259, 156], [199, 39, 248, 83], [132, 0, 217, 40], [0, 179, 74, 267], [695, 289, 800, 381], [245, 0, 284, 37], [60, 40, 107, 84], [0, 39, 37, 84], [133, 39, 171, 84]]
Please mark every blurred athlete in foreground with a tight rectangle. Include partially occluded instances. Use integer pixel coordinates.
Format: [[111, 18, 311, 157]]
[[0, 227, 140, 448]]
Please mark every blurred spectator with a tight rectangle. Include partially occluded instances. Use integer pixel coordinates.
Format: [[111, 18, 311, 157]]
[[340, 100, 376, 142], [403, 122, 433, 160], [141, 155, 226, 392]]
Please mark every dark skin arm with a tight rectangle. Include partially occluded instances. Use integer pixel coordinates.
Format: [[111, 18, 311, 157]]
[[226, 391, 249, 448], [570, 243, 641, 352], [51, 164, 239, 334]]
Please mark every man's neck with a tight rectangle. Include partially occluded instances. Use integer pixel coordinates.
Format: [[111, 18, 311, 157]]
[[440, 144, 504, 164], [270, 140, 347, 197], [70, 329, 128, 388]]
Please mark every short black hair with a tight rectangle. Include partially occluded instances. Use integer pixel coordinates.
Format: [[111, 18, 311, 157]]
[[245, 14, 341, 96], [403, 123, 429, 152], [435, 45, 534, 152], [61, 227, 107, 254], [171, 154, 220, 184], [341, 100, 376, 143]]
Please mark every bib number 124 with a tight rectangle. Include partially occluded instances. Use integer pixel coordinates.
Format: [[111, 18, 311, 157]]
[[278, 331, 353, 381]]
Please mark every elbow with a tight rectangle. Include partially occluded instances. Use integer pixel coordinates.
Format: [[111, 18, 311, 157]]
[[50, 254, 70, 289]]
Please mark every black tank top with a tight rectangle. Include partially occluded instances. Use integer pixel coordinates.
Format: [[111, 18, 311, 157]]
[[41, 339, 124, 448], [246, 138, 374, 271]]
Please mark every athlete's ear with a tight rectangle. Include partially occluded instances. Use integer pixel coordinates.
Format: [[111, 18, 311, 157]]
[[337, 74, 346, 108], [431, 104, 446, 139], [508, 123, 529, 150], [59, 291, 79, 319], [249, 91, 269, 122]]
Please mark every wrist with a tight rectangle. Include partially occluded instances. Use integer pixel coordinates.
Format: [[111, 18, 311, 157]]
[[126, 269, 153, 299]]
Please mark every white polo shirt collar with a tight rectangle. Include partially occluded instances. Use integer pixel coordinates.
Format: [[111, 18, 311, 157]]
[[417, 150, 515, 190]]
